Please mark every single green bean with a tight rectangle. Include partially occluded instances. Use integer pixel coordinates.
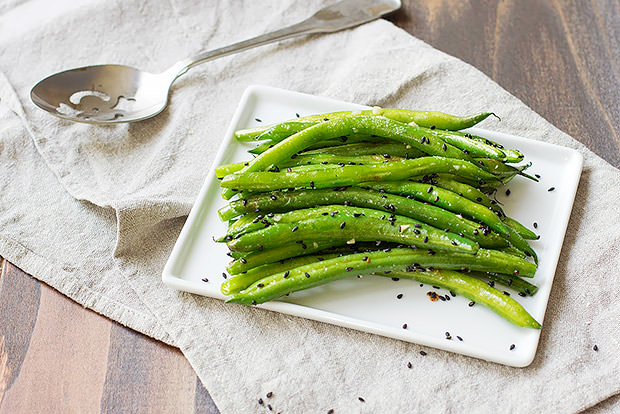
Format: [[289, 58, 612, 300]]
[[470, 271, 538, 296], [221, 253, 338, 295], [234, 110, 497, 141], [302, 142, 424, 158], [387, 270, 540, 328], [221, 157, 501, 193], [226, 240, 334, 274], [421, 128, 507, 160]]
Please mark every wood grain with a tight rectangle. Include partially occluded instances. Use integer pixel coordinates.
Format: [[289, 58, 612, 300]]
[[1, 1, 619, 412], [0, 260, 218, 414], [387, 0, 620, 168]]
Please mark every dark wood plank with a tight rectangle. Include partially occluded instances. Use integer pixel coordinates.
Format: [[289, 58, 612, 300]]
[[0, 257, 41, 405], [387, 0, 620, 168], [0, 262, 218, 413]]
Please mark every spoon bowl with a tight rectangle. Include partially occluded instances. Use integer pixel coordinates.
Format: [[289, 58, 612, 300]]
[[30, 0, 401, 124], [30, 64, 175, 123]]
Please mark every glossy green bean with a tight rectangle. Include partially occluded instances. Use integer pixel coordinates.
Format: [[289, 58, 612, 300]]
[[221, 157, 501, 193], [387, 270, 540, 328], [470, 271, 538, 296], [221, 253, 338, 295], [234, 110, 497, 142], [303, 142, 423, 158], [421, 128, 507, 160], [226, 241, 334, 274]]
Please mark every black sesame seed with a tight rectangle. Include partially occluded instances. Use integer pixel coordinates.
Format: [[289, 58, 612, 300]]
[[419, 350, 427, 356], [442, 143, 447, 151], [257, 283, 264, 288], [407, 361, 412, 369], [340, 222, 346, 229], [475, 197, 482, 202], [301, 243, 307, 249], [402, 323, 408, 329], [503, 291, 510, 296], [252, 300, 257, 305], [457, 336, 463, 341], [535, 174, 541, 178], [283, 271, 289, 278], [430, 125, 436, 130], [328, 410, 334, 414], [548, 187, 555, 192], [510, 344, 516, 351], [296, 112, 300, 118], [240, 258, 247, 264], [358, 397, 365, 403], [533, 222, 538, 228], [292, 226, 299, 232], [259, 398, 264, 405], [593, 344, 599, 351], [392, 277, 400, 281], [468, 301, 475, 307], [346, 267, 353, 272], [267, 404, 272, 411], [427, 186, 433, 193], [518, 292, 526, 297], [202, 277, 209, 283], [397, 293, 403, 299], [310, 181, 315, 188], [305, 272, 310, 278], [505, 189, 511, 196], [424, 236, 429, 243], [290, 153, 298, 159]]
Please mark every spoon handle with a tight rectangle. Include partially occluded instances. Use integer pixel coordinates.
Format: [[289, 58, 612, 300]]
[[167, 0, 400, 78]]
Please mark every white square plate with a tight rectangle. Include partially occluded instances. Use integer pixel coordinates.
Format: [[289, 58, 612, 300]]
[[163, 85, 583, 367]]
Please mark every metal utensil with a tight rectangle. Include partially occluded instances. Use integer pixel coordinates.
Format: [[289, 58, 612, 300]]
[[30, 0, 400, 124]]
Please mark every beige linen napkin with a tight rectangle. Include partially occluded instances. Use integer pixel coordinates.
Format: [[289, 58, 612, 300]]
[[1, 0, 619, 412]]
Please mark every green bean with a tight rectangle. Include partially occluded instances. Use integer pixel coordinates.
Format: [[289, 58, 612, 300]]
[[473, 159, 533, 180], [234, 110, 496, 141], [502, 216, 538, 240], [227, 247, 536, 305], [249, 135, 391, 155], [221, 157, 501, 193], [303, 142, 423, 158], [219, 188, 509, 249], [470, 271, 538, 296], [225, 206, 479, 254], [358, 181, 510, 236], [421, 128, 507, 160], [499, 246, 527, 259], [221, 254, 338, 295], [216, 154, 397, 179], [460, 131, 524, 162], [386, 270, 540, 328], [226, 241, 334, 275], [426, 175, 502, 212]]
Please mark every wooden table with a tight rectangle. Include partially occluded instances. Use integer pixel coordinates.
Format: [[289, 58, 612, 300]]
[[1, 1, 618, 412]]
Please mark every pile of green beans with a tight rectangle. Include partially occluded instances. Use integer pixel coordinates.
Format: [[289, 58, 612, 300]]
[[215, 108, 541, 329]]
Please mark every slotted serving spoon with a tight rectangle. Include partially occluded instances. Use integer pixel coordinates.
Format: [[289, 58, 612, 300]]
[[30, 0, 400, 124]]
